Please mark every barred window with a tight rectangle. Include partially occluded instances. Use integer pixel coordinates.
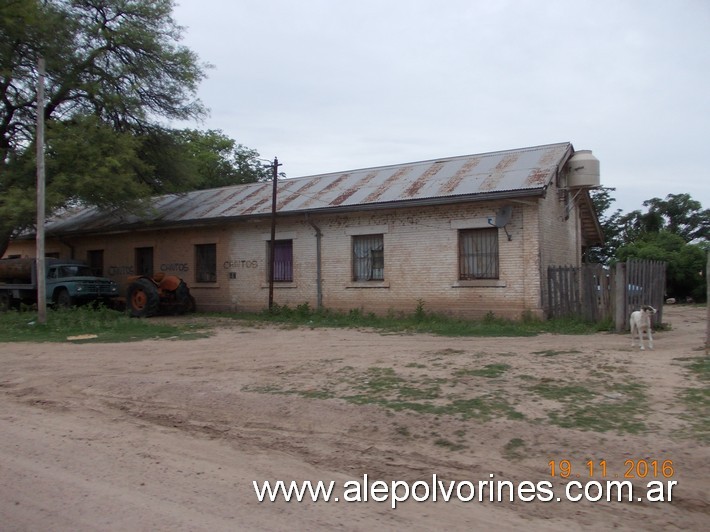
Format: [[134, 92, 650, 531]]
[[352, 234, 384, 281], [459, 228, 499, 279], [267, 240, 293, 282], [195, 243, 217, 283]]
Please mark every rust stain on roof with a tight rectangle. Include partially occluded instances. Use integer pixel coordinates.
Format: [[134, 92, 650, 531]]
[[332, 171, 378, 206], [192, 188, 251, 218], [227, 182, 271, 216], [363, 166, 413, 203], [479, 153, 520, 191], [524, 168, 549, 185], [524, 148, 559, 185], [438, 158, 481, 195], [403, 162, 444, 197], [297, 173, 349, 209], [274, 177, 313, 211], [42, 143, 577, 235]]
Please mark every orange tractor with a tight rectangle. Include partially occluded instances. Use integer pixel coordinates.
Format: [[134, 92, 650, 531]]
[[126, 272, 196, 317]]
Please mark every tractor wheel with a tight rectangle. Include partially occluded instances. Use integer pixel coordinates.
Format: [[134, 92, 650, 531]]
[[127, 278, 160, 317], [173, 281, 194, 315], [186, 295, 197, 313]]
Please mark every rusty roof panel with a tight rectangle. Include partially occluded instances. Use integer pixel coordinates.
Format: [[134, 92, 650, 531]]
[[44, 143, 574, 235]]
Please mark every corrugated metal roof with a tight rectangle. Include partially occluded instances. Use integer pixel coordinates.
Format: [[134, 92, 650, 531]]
[[45, 142, 573, 235]]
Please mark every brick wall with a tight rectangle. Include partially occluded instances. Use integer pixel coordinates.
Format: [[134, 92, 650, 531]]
[[536, 180, 584, 314]]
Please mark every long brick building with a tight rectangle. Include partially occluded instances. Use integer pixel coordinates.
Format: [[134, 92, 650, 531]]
[[5, 142, 604, 319]]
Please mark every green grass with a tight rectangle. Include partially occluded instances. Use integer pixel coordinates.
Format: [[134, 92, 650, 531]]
[[679, 355, 710, 441], [531, 349, 582, 357], [244, 363, 524, 423], [0, 298, 607, 342], [220, 303, 603, 337], [537, 381, 649, 434], [0, 306, 210, 343], [434, 438, 466, 451], [503, 437, 527, 459], [455, 363, 511, 378], [685, 355, 710, 382]]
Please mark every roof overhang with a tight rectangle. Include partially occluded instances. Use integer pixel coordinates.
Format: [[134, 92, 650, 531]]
[[577, 189, 605, 246], [30, 188, 548, 240]]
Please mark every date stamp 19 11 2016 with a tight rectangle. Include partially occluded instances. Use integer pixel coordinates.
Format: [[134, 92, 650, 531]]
[[548, 459, 674, 479]]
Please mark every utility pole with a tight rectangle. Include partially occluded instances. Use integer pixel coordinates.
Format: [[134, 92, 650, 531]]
[[706, 250, 709, 355], [36, 57, 47, 324], [268, 157, 281, 310]]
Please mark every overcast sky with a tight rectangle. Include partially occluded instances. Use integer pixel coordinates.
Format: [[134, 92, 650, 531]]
[[171, 0, 709, 215]]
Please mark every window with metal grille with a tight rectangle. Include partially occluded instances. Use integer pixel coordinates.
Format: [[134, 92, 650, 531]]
[[195, 243, 217, 283], [267, 240, 293, 282], [352, 234, 384, 281], [459, 228, 499, 279]]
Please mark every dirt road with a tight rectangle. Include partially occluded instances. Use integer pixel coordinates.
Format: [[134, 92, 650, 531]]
[[1, 306, 708, 530]]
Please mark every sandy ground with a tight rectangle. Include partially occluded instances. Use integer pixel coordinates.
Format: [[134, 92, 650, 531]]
[[0, 306, 708, 531]]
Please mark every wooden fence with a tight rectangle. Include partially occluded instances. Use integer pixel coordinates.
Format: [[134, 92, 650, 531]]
[[547, 259, 666, 330], [615, 259, 666, 331]]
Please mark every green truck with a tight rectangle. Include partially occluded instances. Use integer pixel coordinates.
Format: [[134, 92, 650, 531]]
[[0, 258, 119, 311]]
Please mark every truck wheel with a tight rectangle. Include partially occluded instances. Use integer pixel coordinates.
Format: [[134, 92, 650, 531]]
[[127, 278, 160, 317], [0, 291, 11, 312], [55, 288, 72, 308]]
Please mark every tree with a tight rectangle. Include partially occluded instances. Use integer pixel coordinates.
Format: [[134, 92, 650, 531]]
[[167, 129, 273, 188], [1, 0, 208, 255], [591, 189, 708, 301], [589, 187, 624, 264], [641, 194, 709, 242], [616, 231, 707, 301]]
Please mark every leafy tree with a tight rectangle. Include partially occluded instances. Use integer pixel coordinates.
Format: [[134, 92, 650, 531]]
[[167, 129, 273, 188], [591, 189, 708, 301], [589, 187, 624, 263], [616, 231, 707, 301], [0, 0, 213, 255], [641, 194, 709, 242]]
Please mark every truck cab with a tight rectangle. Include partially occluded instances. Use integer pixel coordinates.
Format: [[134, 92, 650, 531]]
[[0, 258, 119, 310], [46, 262, 120, 308]]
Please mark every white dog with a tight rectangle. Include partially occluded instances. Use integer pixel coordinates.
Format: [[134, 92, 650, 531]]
[[630, 305, 657, 350]]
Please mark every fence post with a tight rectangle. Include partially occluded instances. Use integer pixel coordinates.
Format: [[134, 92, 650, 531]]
[[615, 262, 626, 332]]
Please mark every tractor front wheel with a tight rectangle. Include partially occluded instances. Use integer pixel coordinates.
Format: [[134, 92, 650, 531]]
[[127, 278, 160, 318]]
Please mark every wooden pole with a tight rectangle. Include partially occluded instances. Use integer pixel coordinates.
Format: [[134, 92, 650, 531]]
[[36, 57, 47, 324], [706, 251, 709, 355], [268, 157, 279, 310], [614, 262, 626, 332]]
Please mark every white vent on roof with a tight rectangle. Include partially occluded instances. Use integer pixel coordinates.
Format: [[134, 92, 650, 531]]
[[566, 150, 600, 188]]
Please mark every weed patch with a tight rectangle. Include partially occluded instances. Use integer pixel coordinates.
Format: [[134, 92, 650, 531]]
[[503, 437, 526, 460], [0, 306, 209, 342], [434, 438, 466, 451], [455, 363, 510, 379], [531, 349, 582, 357], [221, 304, 601, 337], [679, 356, 710, 441], [538, 381, 648, 434]]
